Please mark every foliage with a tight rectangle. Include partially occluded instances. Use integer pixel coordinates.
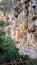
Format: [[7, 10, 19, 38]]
[[0, 20, 5, 26], [0, 29, 19, 64]]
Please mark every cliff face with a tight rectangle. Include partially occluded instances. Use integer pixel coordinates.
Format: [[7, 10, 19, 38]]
[[11, 0, 37, 59], [0, 0, 37, 59]]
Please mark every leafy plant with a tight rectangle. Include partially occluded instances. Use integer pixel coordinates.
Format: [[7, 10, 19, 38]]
[[0, 29, 19, 64], [0, 21, 5, 26]]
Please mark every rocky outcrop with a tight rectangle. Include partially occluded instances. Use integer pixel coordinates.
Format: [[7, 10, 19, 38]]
[[0, 0, 37, 59], [11, 0, 37, 59]]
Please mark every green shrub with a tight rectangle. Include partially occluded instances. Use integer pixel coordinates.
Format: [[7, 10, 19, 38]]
[[0, 30, 6, 36], [0, 21, 5, 26]]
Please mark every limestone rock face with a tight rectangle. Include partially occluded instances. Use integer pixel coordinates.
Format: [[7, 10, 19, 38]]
[[11, 0, 37, 59], [0, 0, 37, 59]]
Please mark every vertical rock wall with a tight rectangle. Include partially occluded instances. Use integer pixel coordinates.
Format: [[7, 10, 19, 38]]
[[11, 0, 37, 59], [0, 0, 37, 59], [28, 0, 37, 58]]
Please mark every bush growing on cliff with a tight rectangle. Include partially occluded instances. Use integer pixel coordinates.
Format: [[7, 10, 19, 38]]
[[0, 20, 5, 26], [0, 29, 19, 64]]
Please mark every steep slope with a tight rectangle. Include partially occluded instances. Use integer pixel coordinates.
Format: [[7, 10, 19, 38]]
[[0, 0, 37, 59]]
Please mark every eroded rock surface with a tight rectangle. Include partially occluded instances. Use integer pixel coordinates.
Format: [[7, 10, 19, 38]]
[[0, 0, 37, 59]]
